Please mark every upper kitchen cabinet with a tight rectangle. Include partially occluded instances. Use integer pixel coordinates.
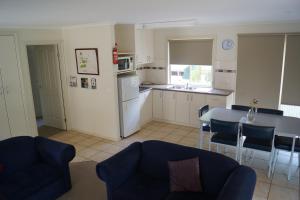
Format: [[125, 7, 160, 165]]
[[115, 24, 136, 54], [114, 24, 154, 64], [135, 29, 154, 65]]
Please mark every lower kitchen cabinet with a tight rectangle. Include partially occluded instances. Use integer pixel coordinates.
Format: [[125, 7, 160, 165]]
[[206, 95, 227, 108], [163, 91, 176, 122], [152, 90, 163, 120], [189, 93, 207, 127], [139, 90, 153, 127], [151, 89, 234, 128], [175, 92, 190, 124]]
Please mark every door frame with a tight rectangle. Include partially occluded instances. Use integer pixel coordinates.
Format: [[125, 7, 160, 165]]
[[24, 40, 69, 131]]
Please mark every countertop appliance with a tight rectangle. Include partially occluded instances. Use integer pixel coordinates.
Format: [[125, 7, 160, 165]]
[[118, 75, 140, 138], [117, 56, 134, 74]]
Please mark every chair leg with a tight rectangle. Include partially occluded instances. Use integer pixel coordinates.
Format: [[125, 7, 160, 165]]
[[239, 147, 243, 164], [208, 132, 212, 151], [288, 152, 294, 180], [199, 126, 203, 149], [288, 137, 296, 180], [271, 149, 279, 174], [235, 147, 239, 161], [268, 148, 275, 178]]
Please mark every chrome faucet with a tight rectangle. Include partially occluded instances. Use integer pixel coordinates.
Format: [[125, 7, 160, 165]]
[[185, 82, 189, 89]]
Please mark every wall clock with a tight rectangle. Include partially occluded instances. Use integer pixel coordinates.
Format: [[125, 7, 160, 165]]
[[222, 39, 234, 50]]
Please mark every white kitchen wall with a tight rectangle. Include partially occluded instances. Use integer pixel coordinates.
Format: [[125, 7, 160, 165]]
[[147, 22, 300, 90], [62, 25, 120, 141]]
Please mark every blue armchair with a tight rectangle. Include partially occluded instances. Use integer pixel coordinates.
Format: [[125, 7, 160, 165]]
[[0, 136, 75, 200], [97, 140, 256, 200]]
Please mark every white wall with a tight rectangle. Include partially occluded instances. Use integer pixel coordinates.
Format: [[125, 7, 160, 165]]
[[147, 22, 300, 90], [62, 25, 120, 141]]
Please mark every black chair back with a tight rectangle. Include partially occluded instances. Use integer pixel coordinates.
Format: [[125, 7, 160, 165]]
[[199, 105, 209, 118], [210, 119, 239, 136], [257, 108, 283, 116], [242, 124, 275, 141], [231, 105, 251, 111]]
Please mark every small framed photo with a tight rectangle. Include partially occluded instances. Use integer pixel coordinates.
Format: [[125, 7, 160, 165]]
[[75, 48, 99, 75], [91, 78, 97, 89], [69, 76, 77, 87], [81, 78, 89, 88]]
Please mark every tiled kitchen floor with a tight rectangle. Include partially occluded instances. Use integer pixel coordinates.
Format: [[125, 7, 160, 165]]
[[50, 121, 300, 200]]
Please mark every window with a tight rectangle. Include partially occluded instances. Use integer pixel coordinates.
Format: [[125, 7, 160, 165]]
[[169, 39, 213, 87], [170, 64, 213, 87]]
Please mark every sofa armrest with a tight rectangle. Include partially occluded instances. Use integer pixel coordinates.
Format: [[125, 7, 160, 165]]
[[35, 136, 76, 167], [217, 166, 256, 200], [96, 142, 142, 191]]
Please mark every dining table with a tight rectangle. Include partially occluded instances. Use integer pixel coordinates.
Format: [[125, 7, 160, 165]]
[[199, 107, 300, 178]]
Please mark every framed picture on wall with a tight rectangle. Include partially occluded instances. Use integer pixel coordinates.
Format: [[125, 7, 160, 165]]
[[75, 48, 99, 75]]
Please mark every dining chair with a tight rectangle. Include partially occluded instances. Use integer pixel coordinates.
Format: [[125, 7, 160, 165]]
[[231, 105, 251, 111], [209, 119, 240, 161], [257, 108, 283, 116], [272, 136, 300, 180], [240, 124, 275, 178], [198, 105, 210, 132]]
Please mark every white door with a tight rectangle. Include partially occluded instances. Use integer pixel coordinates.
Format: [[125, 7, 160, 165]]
[[163, 91, 176, 122], [0, 35, 27, 136], [175, 92, 190, 125], [153, 90, 163, 120], [122, 98, 140, 137], [190, 94, 207, 127], [30, 45, 66, 129], [0, 70, 11, 140]]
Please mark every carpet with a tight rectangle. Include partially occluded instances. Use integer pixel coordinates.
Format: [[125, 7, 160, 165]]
[[58, 161, 107, 200]]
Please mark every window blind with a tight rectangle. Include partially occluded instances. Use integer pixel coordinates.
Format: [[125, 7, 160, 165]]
[[169, 39, 213, 65], [236, 34, 285, 109], [281, 34, 300, 106]]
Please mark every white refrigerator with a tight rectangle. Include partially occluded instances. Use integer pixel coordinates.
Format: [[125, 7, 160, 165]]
[[118, 75, 140, 138]]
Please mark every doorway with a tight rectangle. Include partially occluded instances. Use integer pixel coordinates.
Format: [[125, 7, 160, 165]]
[[27, 44, 66, 137]]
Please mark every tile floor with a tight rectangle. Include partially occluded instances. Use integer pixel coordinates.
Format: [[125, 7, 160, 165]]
[[49, 121, 300, 200]]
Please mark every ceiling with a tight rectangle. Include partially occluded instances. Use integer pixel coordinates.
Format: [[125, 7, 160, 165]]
[[0, 0, 300, 27]]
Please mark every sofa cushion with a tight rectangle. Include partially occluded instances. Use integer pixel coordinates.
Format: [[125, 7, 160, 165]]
[[166, 192, 216, 200], [139, 141, 239, 196], [112, 172, 169, 200], [0, 163, 60, 200], [0, 136, 39, 179], [168, 157, 202, 192], [0, 164, 4, 173]]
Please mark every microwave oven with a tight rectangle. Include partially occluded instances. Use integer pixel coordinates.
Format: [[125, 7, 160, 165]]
[[118, 56, 134, 73]]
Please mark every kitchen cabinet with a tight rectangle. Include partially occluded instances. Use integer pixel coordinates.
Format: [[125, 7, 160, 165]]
[[189, 93, 207, 127], [163, 91, 176, 122], [115, 24, 136, 54], [135, 29, 154, 65], [206, 95, 227, 108], [139, 90, 153, 127], [114, 24, 154, 64], [175, 92, 190, 124], [151, 89, 233, 128], [153, 90, 163, 120]]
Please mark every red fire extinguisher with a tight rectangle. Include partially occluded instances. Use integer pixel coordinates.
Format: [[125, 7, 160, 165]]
[[112, 43, 118, 64]]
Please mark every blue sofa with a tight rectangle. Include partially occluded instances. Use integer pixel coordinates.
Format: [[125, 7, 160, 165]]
[[97, 140, 256, 200], [0, 136, 75, 200]]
